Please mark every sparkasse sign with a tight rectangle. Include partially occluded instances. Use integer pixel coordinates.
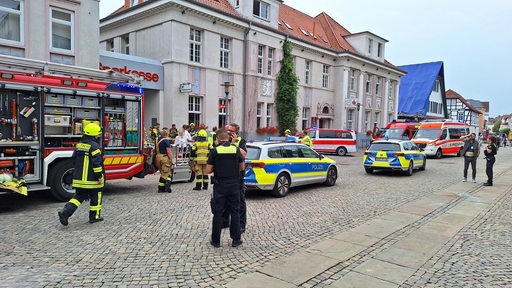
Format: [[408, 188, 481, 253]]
[[99, 50, 164, 90]]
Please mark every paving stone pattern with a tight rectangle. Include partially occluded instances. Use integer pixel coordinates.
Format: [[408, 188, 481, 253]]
[[0, 148, 511, 287]]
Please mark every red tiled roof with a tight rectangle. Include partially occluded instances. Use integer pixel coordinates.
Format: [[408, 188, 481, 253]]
[[192, 0, 238, 16], [277, 4, 357, 53]]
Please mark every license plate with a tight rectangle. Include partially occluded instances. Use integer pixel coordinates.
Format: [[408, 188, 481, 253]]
[[376, 157, 388, 161]]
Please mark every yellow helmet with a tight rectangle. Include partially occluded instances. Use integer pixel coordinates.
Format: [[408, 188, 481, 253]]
[[285, 129, 291, 134], [84, 123, 102, 136], [198, 129, 208, 137], [189, 123, 195, 127]]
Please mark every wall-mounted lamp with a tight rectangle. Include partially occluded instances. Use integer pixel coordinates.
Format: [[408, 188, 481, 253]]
[[213, 20, 217, 24], [253, 31, 257, 35], [321, 55, 324, 58], [301, 49, 304, 52], [279, 40, 283, 43], [181, 10, 186, 14], [356, 103, 361, 111]]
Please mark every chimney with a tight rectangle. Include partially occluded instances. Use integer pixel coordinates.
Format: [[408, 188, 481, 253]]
[[125, 0, 130, 8], [313, 22, 316, 37]]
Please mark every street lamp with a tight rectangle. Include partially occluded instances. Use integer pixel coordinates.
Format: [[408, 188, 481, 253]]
[[220, 81, 234, 124], [356, 102, 361, 111]]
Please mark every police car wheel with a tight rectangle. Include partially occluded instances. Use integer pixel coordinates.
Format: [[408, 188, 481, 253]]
[[324, 166, 337, 186], [365, 167, 373, 174], [49, 160, 76, 202], [419, 157, 426, 171], [271, 173, 290, 197], [405, 161, 414, 176], [336, 147, 347, 156]]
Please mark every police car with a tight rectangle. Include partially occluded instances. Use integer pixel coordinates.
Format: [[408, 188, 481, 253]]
[[244, 142, 338, 197], [363, 139, 426, 176]]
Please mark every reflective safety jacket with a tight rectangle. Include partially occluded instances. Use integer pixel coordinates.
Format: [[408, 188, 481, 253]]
[[72, 135, 104, 189], [301, 135, 313, 147], [191, 140, 212, 164]]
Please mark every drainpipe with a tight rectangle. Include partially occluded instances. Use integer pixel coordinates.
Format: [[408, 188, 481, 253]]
[[242, 23, 251, 138]]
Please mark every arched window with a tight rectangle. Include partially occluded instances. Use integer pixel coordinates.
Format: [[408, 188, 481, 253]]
[[322, 106, 330, 114]]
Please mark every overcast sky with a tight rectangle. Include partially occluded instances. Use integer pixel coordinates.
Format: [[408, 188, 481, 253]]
[[100, 0, 512, 117]]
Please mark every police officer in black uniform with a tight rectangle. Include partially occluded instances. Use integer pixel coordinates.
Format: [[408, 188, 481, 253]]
[[206, 129, 245, 248], [483, 135, 497, 186], [222, 123, 248, 233], [58, 122, 105, 226]]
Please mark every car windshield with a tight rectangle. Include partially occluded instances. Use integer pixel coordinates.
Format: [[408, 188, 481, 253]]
[[368, 143, 401, 152], [413, 129, 441, 140], [246, 146, 261, 160], [384, 128, 404, 139]]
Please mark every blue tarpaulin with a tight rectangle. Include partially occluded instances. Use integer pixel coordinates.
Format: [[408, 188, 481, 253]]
[[398, 61, 444, 116]]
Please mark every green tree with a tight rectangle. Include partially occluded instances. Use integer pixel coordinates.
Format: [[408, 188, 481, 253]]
[[499, 127, 510, 135], [276, 39, 299, 135], [492, 119, 502, 133]]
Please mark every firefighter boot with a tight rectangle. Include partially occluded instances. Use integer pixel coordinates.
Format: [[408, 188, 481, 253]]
[[89, 210, 104, 223], [158, 177, 166, 193], [165, 179, 172, 193], [203, 175, 209, 190], [193, 182, 202, 191], [58, 210, 70, 226], [58, 202, 77, 226]]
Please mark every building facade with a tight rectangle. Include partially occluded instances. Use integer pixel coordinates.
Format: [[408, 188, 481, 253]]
[[100, 0, 405, 139], [446, 89, 482, 134]]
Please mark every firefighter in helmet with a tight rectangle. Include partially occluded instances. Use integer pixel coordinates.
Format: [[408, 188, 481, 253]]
[[155, 128, 174, 193], [58, 122, 105, 226], [191, 129, 213, 190]]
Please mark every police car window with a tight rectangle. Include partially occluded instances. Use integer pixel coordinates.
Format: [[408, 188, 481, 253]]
[[369, 143, 400, 152], [299, 146, 318, 158], [283, 145, 299, 158], [246, 147, 261, 160], [267, 147, 283, 158], [403, 142, 412, 150]]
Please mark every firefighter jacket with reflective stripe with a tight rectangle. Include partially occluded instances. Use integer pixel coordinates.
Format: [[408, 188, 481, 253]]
[[207, 142, 242, 180], [72, 135, 104, 189], [191, 140, 212, 164]]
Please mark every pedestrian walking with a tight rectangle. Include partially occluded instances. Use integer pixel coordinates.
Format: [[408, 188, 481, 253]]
[[460, 133, 479, 183], [222, 123, 248, 233], [155, 128, 174, 193], [191, 129, 213, 190], [483, 135, 497, 186], [206, 129, 245, 247], [58, 123, 105, 226]]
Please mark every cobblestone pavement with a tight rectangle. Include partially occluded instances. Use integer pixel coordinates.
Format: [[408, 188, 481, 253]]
[[1, 147, 511, 287]]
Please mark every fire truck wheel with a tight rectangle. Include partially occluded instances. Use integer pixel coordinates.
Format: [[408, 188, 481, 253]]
[[49, 161, 75, 202]]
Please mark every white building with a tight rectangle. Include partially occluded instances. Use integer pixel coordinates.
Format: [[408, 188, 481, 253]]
[[100, 0, 405, 138]]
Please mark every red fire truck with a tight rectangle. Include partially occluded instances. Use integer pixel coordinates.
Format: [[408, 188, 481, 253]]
[[0, 59, 153, 201]]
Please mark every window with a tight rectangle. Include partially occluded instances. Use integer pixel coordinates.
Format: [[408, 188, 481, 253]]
[[322, 65, 329, 88], [257, 45, 264, 74], [106, 39, 114, 52], [365, 75, 372, 94], [220, 37, 230, 68], [368, 38, 373, 54], [122, 34, 129, 54], [235, 0, 240, 7], [0, 0, 23, 43], [347, 110, 354, 130], [50, 8, 73, 51], [350, 70, 356, 91], [188, 96, 202, 125], [266, 103, 273, 127], [189, 28, 201, 63], [388, 81, 394, 99], [302, 107, 309, 130], [458, 111, 464, 122], [377, 42, 383, 57], [267, 48, 274, 76], [253, 0, 269, 20], [305, 61, 311, 85], [257, 102, 263, 128], [374, 111, 380, 127], [219, 99, 227, 128], [432, 79, 440, 92], [375, 77, 381, 95]]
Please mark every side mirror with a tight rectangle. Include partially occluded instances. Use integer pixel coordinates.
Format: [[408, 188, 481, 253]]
[[319, 154, 325, 160]]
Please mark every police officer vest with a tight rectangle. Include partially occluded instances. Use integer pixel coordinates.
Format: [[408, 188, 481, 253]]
[[213, 144, 239, 179], [194, 141, 211, 164]]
